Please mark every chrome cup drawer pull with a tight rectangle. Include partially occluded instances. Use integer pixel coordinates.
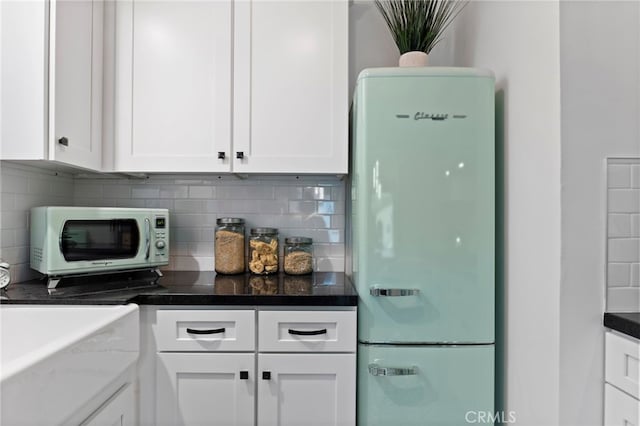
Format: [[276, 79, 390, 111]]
[[368, 363, 418, 377], [369, 287, 420, 297]]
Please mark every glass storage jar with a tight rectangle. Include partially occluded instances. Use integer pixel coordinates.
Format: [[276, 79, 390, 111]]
[[283, 237, 313, 275], [215, 218, 245, 274], [249, 227, 279, 275]]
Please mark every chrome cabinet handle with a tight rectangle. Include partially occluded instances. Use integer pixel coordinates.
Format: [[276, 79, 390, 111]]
[[370, 287, 420, 297], [368, 364, 418, 377], [145, 218, 151, 260]]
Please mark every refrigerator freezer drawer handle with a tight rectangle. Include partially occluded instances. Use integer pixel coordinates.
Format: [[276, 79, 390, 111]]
[[370, 288, 420, 297], [368, 364, 418, 377]]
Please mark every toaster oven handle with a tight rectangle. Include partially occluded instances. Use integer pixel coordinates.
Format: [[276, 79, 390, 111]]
[[145, 218, 151, 260]]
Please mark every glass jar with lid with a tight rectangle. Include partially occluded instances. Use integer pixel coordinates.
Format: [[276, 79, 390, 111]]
[[215, 218, 245, 274], [249, 227, 279, 275], [283, 237, 313, 275]]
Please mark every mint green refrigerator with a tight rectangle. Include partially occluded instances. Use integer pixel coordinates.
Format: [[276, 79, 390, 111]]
[[349, 68, 495, 426]]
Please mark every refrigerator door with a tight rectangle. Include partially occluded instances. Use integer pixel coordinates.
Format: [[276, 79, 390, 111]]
[[352, 69, 495, 344], [358, 343, 495, 426]]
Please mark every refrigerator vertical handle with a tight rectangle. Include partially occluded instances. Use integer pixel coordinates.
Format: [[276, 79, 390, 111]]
[[368, 364, 418, 377], [370, 288, 420, 297]]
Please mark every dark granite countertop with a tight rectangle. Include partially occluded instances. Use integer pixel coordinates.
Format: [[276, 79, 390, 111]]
[[0, 271, 357, 306], [604, 312, 640, 340]]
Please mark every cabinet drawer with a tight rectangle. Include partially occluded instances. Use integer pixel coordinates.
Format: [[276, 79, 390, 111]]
[[604, 383, 639, 426], [606, 331, 640, 399], [258, 310, 356, 353], [156, 310, 255, 352]]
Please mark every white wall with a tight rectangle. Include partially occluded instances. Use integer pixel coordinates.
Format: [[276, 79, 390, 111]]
[[449, 2, 563, 425], [348, 0, 456, 94], [560, 1, 640, 424]]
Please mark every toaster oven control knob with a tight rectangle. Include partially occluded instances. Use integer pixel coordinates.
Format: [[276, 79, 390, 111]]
[[155, 240, 166, 250]]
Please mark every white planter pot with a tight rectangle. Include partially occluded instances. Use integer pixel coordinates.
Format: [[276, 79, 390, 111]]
[[399, 51, 429, 67]]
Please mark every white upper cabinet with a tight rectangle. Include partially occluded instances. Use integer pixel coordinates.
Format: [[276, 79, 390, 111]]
[[113, 0, 348, 174], [51, 0, 103, 170], [114, 0, 233, 173], [232, 0, 348, 174], [0, 0, 103, 171]]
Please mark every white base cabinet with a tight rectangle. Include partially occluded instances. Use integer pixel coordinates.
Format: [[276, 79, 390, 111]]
[[604, 383, 640, 426], [258, 354, 355, 426], [156, 353, 255, 426], [141, 306, 356, 426], [604, 331, 640, 426]]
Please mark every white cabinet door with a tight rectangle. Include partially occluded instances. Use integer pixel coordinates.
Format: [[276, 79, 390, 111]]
[[233, 0, 348, 174], [50, 0, 103, 170], [604, 384, 640, 426], [0, 0, 102, 170], [81, 384, 135, 426], [258, 353, 355, 426], [156, 352, 255, 426], [115, 0, 232, 172]]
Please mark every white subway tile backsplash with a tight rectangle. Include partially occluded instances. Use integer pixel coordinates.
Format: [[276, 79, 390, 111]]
[[608, 189, 640, 213], [609, 214, 632, 237], [257, 199, 288, 214], [289, 201, 317, 214], [217, 185, 274, 200], [275, 186, 303, 200], [145, 199, 175, 209], [608, 239, 640, 262], [631, 263, 640, 286], [317, 201, 336, 214], [316, 257, 345, 272], [175, 199, 205, 212], [189, 186, 215, 199], [131, 185, 160, 199], [631, 214, 640, 237], [102, 184, 132, 198], [1, 193, 15, 211], [631, 165, 640, 188], [1, 165, 345, 282], [332, 186, 346, 201], [607, 160, 640, 307], [1, 163, 75, 283], [1, 230, 15, 248], [75, 183, 104, 199], [116, 198, 146, 208], [607, 287, 640, 313], [608, 263, 630, 287], [0, 173, 29, 194], [160, 185, 188, 199], [302, 186, 330, 200], [171, 255, 214, 271], [608, 164, 631, 188]]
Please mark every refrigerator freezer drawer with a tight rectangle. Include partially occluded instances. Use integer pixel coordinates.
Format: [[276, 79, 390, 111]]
[[358, 344, 494, 426]]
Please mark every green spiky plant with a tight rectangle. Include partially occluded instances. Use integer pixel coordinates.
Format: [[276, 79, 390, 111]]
[[375, 0, 466, 54]]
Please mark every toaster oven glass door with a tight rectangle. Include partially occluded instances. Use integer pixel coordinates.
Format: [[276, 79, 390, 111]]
[[60, 219, 141, 261]]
